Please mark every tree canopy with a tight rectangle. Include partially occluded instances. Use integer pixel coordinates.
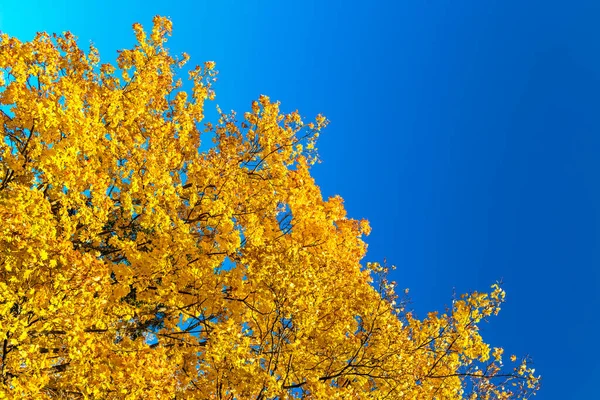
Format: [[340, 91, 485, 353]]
[[0, 17, 540, 399]]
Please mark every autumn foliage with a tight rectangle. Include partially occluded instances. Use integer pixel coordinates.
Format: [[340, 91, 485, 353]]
[[0, 17, 540, 399]]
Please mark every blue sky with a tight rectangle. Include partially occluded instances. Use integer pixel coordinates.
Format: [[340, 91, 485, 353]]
[[2, 1, 599, 397]]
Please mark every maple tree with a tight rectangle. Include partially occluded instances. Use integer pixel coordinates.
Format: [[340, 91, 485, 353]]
[[0, 17, 540, 399]]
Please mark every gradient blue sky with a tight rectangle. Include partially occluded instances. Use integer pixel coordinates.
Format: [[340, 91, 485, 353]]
[[2, 1, 598, 398]]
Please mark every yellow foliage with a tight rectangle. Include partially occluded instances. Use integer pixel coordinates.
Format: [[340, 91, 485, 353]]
[[0, 16, 539, 399]]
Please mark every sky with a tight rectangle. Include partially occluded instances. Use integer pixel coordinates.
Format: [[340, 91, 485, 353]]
[[2, 0, 599, 398]]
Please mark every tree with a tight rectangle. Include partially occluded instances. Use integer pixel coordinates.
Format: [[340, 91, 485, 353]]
[[0, 16, 539, 399]]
